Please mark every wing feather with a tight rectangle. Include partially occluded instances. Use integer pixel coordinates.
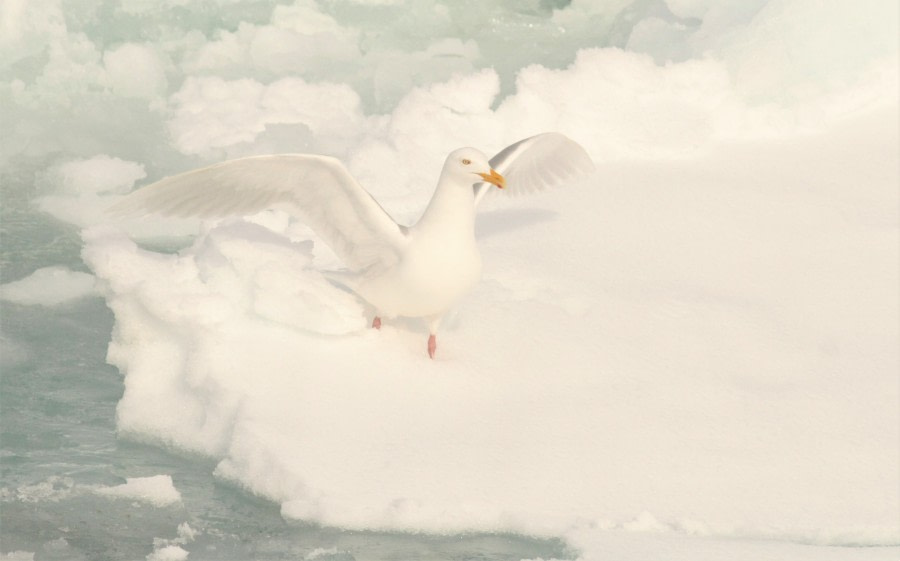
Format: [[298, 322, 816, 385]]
[[474, 133, 595, 206], [110, 154, 407, 273]]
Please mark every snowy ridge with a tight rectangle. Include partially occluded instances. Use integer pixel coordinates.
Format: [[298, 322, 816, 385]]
[[1, 475, 181, 508], [0, 266, 97, 306], [5, 0, 897, 558], [82, 105, 898, 557]]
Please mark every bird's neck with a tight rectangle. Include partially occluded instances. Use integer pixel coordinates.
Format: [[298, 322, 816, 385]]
[[413, 175, 476, 237]]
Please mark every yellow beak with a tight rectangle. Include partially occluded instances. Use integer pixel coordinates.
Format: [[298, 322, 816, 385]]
[[478, 169, 506, 189]]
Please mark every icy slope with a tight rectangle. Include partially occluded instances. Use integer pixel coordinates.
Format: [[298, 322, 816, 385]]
[[82, 103, 898, 556]]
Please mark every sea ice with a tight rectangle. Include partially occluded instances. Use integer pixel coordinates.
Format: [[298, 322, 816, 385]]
[[35, 155, 148, 227], [83, 104, 899, 551], [39, 155, 146, 196], [146, 545, 188, 561], [94, 475, 182, 508], [0, 266, 97, 307]]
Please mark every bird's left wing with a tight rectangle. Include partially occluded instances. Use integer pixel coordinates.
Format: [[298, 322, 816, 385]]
[[110, 154, 408, 274], [474, 133, 595, 207]]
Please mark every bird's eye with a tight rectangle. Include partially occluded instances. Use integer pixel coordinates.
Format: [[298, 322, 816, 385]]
[[461, 158, 471, 165]]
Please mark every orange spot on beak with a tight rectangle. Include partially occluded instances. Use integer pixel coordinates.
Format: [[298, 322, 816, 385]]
[[478, 169, 506, 189]]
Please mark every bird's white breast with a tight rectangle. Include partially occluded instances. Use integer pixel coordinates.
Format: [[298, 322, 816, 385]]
[[358, 228, 481, 319], [355, 173, 482, 319]]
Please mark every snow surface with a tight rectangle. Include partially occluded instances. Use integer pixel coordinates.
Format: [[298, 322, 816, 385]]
[[4, 0, 899, 559], [82, 105, 900, 554], [2, 474, 181, 508], [0, 266, 97, 306], [146, 545, 189, 561], [94, 475, 183, 507], [146, 522, 197, 561]]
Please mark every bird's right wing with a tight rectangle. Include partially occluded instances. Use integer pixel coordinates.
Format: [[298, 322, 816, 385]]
[[110, 154, 408, 274], [474, 133, 595, 207]]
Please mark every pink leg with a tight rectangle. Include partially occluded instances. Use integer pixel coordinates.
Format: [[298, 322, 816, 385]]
[[372, 316, 381, 330], [427, 334, 436, 359]]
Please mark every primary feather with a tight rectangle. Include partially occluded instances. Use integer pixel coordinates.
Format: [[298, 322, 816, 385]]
[[110, 154, 407, 274], [473, 133, 595, 206]]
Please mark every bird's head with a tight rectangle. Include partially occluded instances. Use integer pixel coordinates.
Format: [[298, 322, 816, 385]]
[[445, 147, 506, 189]]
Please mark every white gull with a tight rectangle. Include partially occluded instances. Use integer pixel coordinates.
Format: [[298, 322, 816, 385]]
[[111, 133, 594, 357]]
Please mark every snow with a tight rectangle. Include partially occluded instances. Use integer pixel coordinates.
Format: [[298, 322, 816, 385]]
[[82, 103, 899, 556], [5, 0, 899, 558], [39, 155, 146, 196], [2, 475, 182, 509], [35, 155, 147, 227], [0, 266, 97, 306], [146, 522, 196, 561], [167, 76, 364, 155], [175, 523, 197, 543], [93, 475, 183, 508], [2, 553, 34, 561], [146, 545, 189, 561]]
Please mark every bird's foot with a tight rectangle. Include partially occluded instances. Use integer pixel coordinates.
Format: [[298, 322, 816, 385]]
[[427, 334, 436, 359], [372, 316, 382, 330]]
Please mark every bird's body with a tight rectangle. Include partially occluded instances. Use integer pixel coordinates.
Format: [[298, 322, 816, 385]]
[[111, 134, 594, 357], [356, 150, 482, 325], [357, 216, 481, 321]]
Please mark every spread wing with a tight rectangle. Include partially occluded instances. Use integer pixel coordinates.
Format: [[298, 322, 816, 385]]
[[109, 154, 408, 274], [474, 133, 595, 207]]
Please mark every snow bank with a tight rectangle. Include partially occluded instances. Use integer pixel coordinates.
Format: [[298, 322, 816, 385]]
[[84, 102, 899, 555], [0, 266, 97, 306], [39, 155, 146, 196], [146, 521, 198, 561], [7, 0, 897, 558], [94, 475, 182, 508], [2, 474, 182, 509], [35, 155, 147, 228], [146, 545, 188, 561]]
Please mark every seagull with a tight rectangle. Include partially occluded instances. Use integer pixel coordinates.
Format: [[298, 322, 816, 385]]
[[111, 133, 594, 358]]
